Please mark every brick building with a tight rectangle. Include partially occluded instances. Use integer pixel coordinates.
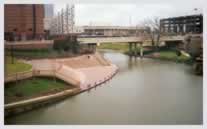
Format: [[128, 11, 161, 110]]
[[4, 4, 44, 41]]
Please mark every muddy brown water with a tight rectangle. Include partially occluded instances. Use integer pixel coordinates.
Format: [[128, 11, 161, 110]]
[[5, 50, 202, 125]]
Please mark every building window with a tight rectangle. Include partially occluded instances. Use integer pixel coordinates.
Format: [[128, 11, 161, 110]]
[[28, 28, 33, 31]]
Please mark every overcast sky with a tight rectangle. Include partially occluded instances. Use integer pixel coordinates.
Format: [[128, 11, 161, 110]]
[[54, 0, 203, 26]]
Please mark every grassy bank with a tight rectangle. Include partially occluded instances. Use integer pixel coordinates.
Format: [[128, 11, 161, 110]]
[[97, 43, 129, 52], [5, 77, 73, 104], [159, 50, 190, 62], [5, 56, 32, 75]]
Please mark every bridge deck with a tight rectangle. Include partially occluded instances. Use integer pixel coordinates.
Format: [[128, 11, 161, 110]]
[[78, 36, 186, 44], [78, 37, 144, 44]]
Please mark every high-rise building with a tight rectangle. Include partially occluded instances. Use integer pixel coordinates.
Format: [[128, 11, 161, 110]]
[[4, 4, 45, 41], [44, 4, 54, 18], [44, 4, 54, 31]]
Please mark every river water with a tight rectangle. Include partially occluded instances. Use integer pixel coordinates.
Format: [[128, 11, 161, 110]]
[[5, 50, 203, 125]]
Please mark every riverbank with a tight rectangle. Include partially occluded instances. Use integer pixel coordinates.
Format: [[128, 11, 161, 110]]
[[142, 50, 191, 63], [5, 52, 118, 117], [5, 77, 75, 104]]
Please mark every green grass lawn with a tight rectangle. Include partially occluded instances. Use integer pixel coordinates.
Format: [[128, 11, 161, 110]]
[[97, 43, 130, 52], [5, 56, 32, 75], [5, 77, 71, 103], [159, 50, 190, 62]]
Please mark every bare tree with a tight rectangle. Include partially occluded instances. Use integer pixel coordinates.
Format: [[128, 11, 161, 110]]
[[140, 17, 161, 48]]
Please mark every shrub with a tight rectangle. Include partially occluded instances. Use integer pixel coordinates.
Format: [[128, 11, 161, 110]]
[[53, 36, 80, 53], [176, 50, 181, 56]]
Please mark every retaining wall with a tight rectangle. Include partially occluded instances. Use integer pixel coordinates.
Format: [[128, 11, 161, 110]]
[[5, 88, 81, 117]]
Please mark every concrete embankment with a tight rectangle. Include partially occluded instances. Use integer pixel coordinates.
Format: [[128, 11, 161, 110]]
[[5, 52, 118, 117], [5, 88, 81, 117], [79, 64, 118, 90]]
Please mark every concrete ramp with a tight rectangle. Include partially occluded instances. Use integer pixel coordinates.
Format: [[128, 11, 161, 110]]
[[28, 54, 118, 90], [55, 64, 85, 86], [29, 60, 84, 86], [94, 52, 111, 66], [78, 64, 118, 90]]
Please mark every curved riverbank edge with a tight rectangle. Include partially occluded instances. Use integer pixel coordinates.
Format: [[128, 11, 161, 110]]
[[5, 88, 81, 116], [142, 55, 192, 64], [5, 54, 119, 117], [122, 51, 192, 64]]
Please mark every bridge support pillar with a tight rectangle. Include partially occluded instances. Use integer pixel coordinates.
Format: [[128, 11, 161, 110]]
[[140, 43, 143, 58], [92, 43, 96, 52], [129, 42, 133, 55], [87, 43, 97, 53], [88, 44, 91, 52], [134, 43, 137, 56]]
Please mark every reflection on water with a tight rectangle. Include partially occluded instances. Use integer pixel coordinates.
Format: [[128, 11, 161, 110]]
[[5, 50, 203, 125]]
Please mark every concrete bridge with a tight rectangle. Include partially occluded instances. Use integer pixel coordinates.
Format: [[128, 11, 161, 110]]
[[78, 37, 144, 44], [78, 36, 185, 44], [78, 36, 186, 56]]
